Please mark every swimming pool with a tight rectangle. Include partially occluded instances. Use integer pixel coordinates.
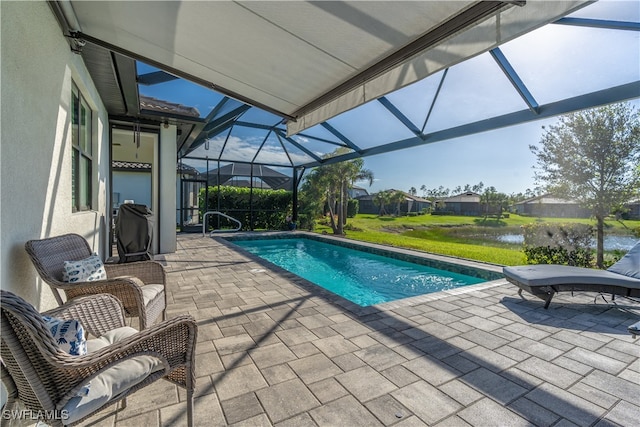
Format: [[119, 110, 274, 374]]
[[231, 237, 495, 306]]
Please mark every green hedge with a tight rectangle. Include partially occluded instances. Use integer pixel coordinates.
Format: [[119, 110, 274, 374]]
[[347, 199, 359, 218], [200, 186, 292, 230], [522, 222, 594, 267]]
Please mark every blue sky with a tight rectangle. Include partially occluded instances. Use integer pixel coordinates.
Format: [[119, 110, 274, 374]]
[[358, 0, 640, 196], [361, 120, 555, 196], [140, 0, 639, 197]]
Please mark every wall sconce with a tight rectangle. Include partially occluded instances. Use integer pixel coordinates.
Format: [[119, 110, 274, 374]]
[[163, 120, 169, 129]]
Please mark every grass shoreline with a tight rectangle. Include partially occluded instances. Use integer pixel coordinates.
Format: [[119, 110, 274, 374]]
[[312, 213, 639, 266]]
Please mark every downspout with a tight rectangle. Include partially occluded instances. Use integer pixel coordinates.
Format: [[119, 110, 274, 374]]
[[108, 125, 113, 257], [250, 165, 254, 230], [292, 167, 298, 223], [216, 159, 221, 229]]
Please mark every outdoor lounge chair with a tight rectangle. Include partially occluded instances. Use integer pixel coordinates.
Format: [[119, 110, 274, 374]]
[[0, 290, 197, 426], [503, 241, 640, 309], [25, 233, 166, 329]]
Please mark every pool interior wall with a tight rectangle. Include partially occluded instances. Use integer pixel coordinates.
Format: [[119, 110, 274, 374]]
[[222, 232, 505, 306]]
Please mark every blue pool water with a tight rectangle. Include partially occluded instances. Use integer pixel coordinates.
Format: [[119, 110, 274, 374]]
[[233, 238, 486, 306]]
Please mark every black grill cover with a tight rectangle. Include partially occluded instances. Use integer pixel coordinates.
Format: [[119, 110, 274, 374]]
[[115, 203, 153, 263]]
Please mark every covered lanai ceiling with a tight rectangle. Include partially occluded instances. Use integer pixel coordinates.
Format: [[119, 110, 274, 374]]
[[51, 0, 640, 170]]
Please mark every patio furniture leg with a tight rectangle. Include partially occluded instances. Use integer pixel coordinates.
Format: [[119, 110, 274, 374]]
[[187, 388, 194, 427], [543, 292, 554, 309]]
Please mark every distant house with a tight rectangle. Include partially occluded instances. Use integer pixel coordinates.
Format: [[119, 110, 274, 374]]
[[624, 199, 640, 219], [403, 192, 431, 214], [514, 194, 591, 218], [440, 192, 482, 216], [348, 186, 369, 198], [204, 163, 292, 190], [357, 190, 430, 215]]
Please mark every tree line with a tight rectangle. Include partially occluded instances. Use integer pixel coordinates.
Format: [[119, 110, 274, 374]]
[[412, 182, 543, 205]]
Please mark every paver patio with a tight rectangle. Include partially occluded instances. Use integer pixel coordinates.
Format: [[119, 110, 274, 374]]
[[87, 233, 639, 426]]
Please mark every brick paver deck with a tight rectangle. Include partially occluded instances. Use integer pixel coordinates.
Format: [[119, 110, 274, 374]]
[[91, 233, 639, 426]]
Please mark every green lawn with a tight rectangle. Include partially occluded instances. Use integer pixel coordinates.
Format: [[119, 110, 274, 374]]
[[312, 213, 639, 266]]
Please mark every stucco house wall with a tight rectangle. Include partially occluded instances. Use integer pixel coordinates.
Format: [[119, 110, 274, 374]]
[[1, 1, 110, 310]]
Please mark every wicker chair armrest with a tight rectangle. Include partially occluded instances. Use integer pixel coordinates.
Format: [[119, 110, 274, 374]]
[[104, 261, 166, 285], [43, 294, 126, 337], [52, 315, 197, 406], [62, 277, 145, 319]]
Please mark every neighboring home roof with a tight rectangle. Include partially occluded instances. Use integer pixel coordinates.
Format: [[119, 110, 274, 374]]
[[112, 161, 199, 176], [205, 163, 291, 190], [359, 190, 430, 204], [515, 194, 579, 205], [221, 179, 272, 189], [139, 95, 201, 118], [178, 163, 200, 176], [444, 192, 481, 203], [391, 190, 430, 203], [350, 185, 369, 195]]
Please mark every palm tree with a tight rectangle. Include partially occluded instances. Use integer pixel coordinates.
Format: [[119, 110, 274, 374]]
[[390, 190, 406, 216], [302, 148, 374, 234], [374, 190, 392, 216], [340, 161, 374, 228]]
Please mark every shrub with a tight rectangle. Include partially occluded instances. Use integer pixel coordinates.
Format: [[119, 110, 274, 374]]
[[347, 199, 359, 218], [200, 186, 292, 230], [522, 223, 594, 267], [296, 213, 316, 231], [603, 250, 625, 269]]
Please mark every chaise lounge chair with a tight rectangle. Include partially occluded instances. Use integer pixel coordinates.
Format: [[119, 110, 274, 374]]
[[503, 241, 640, 309]]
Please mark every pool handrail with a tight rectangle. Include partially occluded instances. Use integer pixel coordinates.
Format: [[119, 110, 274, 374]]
[[202, 211, 242, 236]]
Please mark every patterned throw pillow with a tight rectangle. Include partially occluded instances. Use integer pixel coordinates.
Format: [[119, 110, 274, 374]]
[[43, 316, 90, 396], [43, 316, 87, 356], [62, 253, 106, 282]]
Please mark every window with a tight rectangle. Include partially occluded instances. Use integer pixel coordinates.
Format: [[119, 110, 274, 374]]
[[71, 83, 92, 212]]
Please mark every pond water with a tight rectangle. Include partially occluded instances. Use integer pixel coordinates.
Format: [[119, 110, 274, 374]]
[[496, 234, 638, 251]]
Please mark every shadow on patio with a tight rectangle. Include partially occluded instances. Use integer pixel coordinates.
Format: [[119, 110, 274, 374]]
[[87, 233, 640, 426]]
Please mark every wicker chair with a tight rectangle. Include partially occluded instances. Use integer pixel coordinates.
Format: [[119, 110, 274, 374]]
[[1, 290, 197, 426], [25, 233, 167, 329]]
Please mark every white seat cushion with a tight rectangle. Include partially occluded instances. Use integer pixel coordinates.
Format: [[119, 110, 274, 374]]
[[63, 327, 164, 424], [86, 327, 139, 352], [141, 284, 164, 305]]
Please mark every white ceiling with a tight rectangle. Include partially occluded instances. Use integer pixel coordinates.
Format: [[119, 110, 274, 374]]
[[65, 1, 590, 134]]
